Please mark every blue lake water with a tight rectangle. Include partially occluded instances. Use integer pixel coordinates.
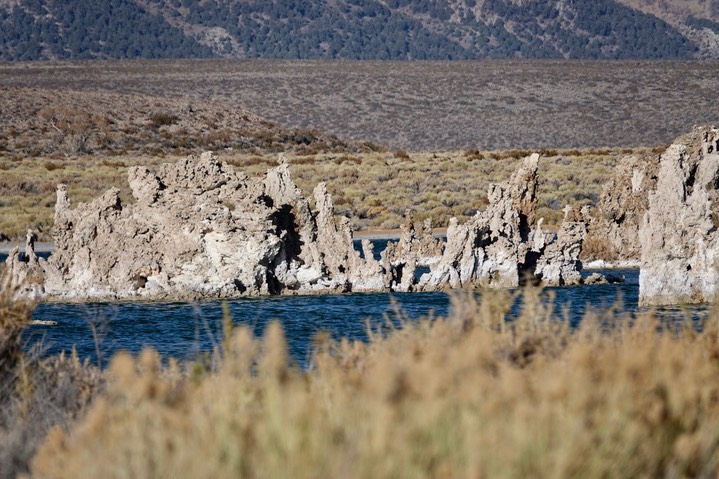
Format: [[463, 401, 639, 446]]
[[4, 244, 708, 368], [23, 269, 660, 368]]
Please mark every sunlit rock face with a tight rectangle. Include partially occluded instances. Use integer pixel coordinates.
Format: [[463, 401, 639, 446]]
[[586, 151, 660, 261], [639, 126, 719, 306], [417, 154, 587, 290]]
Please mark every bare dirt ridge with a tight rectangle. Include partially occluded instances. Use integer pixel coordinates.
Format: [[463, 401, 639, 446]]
[[0, 84, 369, 159]]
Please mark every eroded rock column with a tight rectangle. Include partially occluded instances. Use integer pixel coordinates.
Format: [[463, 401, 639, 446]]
[[639, 126, 719, 306]]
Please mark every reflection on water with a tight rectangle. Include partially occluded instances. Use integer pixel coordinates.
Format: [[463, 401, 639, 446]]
[[0, 251, 52, 262]]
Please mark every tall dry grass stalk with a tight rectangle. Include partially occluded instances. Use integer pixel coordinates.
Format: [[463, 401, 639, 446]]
[[0, 272, 34, 421], [27, 286, 719, 478], [0, 271, 102, 479]]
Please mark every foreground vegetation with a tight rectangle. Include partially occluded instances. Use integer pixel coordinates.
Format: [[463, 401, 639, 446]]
[[0, 276, 101, 479], [2, 270, 719, 477]]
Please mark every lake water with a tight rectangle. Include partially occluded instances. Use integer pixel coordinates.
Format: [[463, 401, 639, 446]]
[[5, 244, 707, 368], [23, 268, 665, 368]]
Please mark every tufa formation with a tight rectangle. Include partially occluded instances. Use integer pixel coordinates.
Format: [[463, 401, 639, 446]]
[[6, 151, 595, 301], [639, 126, 719, 306]]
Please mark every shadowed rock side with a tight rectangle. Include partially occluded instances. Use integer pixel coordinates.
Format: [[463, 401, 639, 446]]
[[639, 126, 719, 306], [5, 151, 591, 301], [585, 152, 660, 261]]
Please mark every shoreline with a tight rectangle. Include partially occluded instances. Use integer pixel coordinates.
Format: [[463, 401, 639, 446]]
[[0, 239, 641, 271], [0, 242, 55, 254], [583, 259, 641, 270]]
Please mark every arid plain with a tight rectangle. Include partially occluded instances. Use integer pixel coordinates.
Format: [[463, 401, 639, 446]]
[[3, 59, 718, 150]]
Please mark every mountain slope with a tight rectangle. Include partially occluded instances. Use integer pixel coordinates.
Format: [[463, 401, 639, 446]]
[[0, 0, 715, 60], [615, 0, 719, 58], [616, 0, 719, 20], [0, 0, 213, 61]]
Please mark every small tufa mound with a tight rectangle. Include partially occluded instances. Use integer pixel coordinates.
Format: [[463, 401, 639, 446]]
[[3, 229, 44, 300]]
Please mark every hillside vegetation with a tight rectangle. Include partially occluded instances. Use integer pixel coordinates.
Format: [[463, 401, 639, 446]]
[[619, 0, 719, 25], [1, 0, 717, 60], [618, 0, 719, 58]]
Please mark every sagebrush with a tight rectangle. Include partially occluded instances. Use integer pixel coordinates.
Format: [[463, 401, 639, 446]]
[[24, 286, 719, 478]]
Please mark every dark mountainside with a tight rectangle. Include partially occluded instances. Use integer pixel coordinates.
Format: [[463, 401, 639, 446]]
[[1, 0, 718, 61]]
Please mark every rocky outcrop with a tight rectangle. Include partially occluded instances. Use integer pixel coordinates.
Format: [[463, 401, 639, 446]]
[[4, 151, 594, 300], [31, 153, 386, 300], [380, 210, 442, 292], [382, 211, 442, 264], [639, 126, 719, 306], [583, 272, 625, 285], [417, 154, 539, 290], [534, 205, 594, 285], [417, 154, 587, 290], [534, 220, 585, 286], [584, 152, 660, 261]]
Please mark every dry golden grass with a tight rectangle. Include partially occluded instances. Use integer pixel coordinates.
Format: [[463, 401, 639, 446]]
[[0, 148, 635, 241], [0, 274, 31, 395], [26, 287, 719, 479]]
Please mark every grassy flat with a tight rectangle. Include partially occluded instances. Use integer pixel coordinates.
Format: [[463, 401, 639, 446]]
[[0, 147, 651, 241]]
